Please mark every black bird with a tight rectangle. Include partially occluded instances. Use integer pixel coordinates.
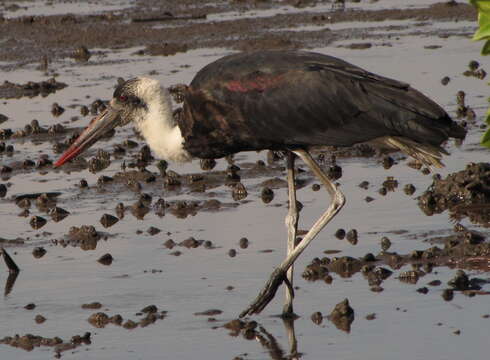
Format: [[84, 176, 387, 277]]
[[55, 50, 466, 317]]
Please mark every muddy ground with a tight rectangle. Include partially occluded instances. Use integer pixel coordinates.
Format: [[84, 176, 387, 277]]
[[0, 0, 489, 359]]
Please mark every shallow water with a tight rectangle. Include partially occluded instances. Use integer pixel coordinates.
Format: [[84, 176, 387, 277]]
[[0, 1, 489, 359]]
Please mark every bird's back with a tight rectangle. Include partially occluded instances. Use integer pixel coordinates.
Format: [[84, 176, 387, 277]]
[[178, 50, 465, 160]]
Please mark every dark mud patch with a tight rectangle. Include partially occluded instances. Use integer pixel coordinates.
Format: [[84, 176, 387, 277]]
[[328, 298, 355, 333], [0, 1, 476, 67], [0, 79, 67, 99], [53, 225, 112, 250], [87, 306, 166, 329], [419, 162, 490, 227], [0, 332, 91, 356], [304, 226, 490, 299]]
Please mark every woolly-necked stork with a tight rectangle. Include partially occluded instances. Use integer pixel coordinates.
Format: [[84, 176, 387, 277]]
[[55, 50, 466, 318]]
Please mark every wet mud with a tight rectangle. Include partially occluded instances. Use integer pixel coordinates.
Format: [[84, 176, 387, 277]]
[[0, 0, 489, 359]]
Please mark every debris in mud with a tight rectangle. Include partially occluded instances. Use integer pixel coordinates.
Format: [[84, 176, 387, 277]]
[[100, 214, 118, 228], [64, 225, 101, 250], [24, 303, 36, 310], [51, 102, 65, 117], [72, 46, 91, 62], [138, 43, 189, 57], [417, 287, 429, 294], [380, 236, 391, 251], [123, 320, 138, 329], [0, 114, 8, 124], [115, 202, 125, 218], [0, 78, 67, 99], [34, 315, 46, 324], [418, 163, 490, 226], [180, 237, 201, 248], [82, 302, 103, 310], [463, 60, 487, 80], [194, 309, 223, 316], [335, 229, 346, 240], [441, 76, 450, 85], [311, 311, 323, 325], [328, 298, 354, 333], [366, 313, 376, 320], [239, 237, 249, 249], [200, 158, 216, 171], [398, 270, 421, 284], [346, 229, 358, 245], [0, 332, 90, 354], [164, 239, 176, 249], [49, 207, 70, 222], [404, 183, 416, 195], [88, 312, 110, 328], [147, 226, 161, 235], [228, 249, 237, 257], [261, 187, 274, 203], [29, 216, 47, 229], [88, 308, 165, 330], [340, 42, 372, 50], [442, 289, 454, 301], [448, 270, 470, 291], [32, 247, 46, 259], [98, 253, 113, 265], [89, 151, 111, 173]]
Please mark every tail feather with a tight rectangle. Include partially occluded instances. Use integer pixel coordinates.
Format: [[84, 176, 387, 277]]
[[372, 136, 447, 168]]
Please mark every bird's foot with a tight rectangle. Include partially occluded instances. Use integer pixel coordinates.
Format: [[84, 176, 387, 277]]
[[239, 267, 293, 318]]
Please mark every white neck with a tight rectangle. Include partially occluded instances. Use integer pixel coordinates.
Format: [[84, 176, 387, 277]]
[[135, 86, 191, 163]]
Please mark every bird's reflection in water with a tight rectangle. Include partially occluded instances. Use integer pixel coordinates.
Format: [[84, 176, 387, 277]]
[[224, 317, 301, 360], [4, 271, 19, 297], [1, 247, 20, 297]]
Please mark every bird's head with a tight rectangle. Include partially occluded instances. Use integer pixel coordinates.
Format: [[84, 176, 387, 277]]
[[54, 77, 164, 167]]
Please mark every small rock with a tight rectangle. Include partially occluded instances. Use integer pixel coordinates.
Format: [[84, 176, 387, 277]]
[[100, 214, 118, 228], [24, 303, 36, 310], [346, 229, 358, 245], [34, 314, 46, 324], [239, 237, 249, 249], [97, 253, 113, 266], [32, 247, 46, 259], [311, 311, 323, 325], [81, 302, 102, 310]]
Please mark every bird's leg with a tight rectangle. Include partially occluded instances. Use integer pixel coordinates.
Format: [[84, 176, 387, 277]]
[[283, 151, 298, 317], [239, 149, 345, 318]]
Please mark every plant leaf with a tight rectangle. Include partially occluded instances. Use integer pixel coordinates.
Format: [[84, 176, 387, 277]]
[[482, 39, 490, 55], [482, 111, 490, 148], [470, 0, 490, 13], [473, 11, 490, 41]]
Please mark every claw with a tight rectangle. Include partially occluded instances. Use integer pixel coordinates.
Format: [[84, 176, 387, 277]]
[[239, 268, 287, 318]]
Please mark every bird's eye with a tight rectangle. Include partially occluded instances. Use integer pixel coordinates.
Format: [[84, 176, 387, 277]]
[[119, 95, 128, 102]]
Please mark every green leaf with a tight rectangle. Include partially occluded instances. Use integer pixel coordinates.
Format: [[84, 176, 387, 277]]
[[481, 129, 490, 148], [482, 111, 490, 148], [482, 39, 490, 55], [471, 0, 490, 13], [473, 11, 490, 41]]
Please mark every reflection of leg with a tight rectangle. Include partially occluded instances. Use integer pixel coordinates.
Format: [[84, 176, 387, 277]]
[[283, 317, 299, 359], [284, 151, 298, 316], [240, 149, 345, 318]]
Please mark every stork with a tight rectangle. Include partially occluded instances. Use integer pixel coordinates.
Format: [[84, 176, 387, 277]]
[[54, 50, 466, 318]]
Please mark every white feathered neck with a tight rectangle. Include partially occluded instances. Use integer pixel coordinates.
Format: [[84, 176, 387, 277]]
[[132, 78, 191, 163]]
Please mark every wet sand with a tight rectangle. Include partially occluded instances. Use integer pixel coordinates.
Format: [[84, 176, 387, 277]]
[[0, 0, 489, 359]]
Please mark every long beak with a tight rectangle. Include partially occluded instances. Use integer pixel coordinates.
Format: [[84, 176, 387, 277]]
[[54, 107, 121, 167]]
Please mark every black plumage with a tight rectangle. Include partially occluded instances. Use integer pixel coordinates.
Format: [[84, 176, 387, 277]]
[[178, 50, 464, 159]]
